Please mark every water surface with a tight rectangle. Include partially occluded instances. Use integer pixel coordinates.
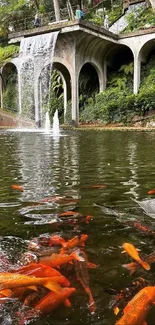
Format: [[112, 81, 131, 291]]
[[0, 129, 155, 325]]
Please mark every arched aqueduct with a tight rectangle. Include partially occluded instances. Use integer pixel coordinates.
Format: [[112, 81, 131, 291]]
[[1, 20, 155, 125]]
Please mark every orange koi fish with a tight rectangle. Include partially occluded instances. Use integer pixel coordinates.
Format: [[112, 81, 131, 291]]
[[49, 235, 66, 247], [106, 277, 149, 314], [115, 286, 155, 325], [58, 211, 80, 217], [0, 272, 61, 292], [39, 196, 77, 205], [61, 234, 88, 253], [83, 184, 107, 189], [39, 195, 66, 203], [18, 287, 76, 324], [148, 189, 155, 195], [123, 250, 155, 275], [34, 287, 76, 313], [39, 250, 83, 268], [132, 221, 155, 235], [11, 184, 24, 191], [13, 263, 70, 287], [122, 243, 150, 271]]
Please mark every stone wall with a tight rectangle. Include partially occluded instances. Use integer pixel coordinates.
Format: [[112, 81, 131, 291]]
[[0, 109, 37, 128]]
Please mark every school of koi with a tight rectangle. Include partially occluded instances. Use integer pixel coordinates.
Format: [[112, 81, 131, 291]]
[[1, 184, 155, 324]]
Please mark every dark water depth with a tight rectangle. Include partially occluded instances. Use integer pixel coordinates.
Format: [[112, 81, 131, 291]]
[[0, 129, 155, 325]]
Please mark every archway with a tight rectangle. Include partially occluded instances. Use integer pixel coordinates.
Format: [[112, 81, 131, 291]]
[[51, 62, 71, 124], [137, 39, 155, 116], [105, 45, 134, 92], [78, 63, 99, 112], [2, 63, 18, 113]]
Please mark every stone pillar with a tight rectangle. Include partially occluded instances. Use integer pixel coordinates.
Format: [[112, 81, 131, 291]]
[[58, 71, 67, 120], [133, 54, 141, 95], [102, 61, 107, 91], [100, 62, 107, 91], [71, 73, 79, 126], [18, 70, 22, 115]]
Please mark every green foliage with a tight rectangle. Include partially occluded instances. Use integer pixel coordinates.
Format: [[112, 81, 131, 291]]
[[122, 7, 155, 33], [0, 45, 19, 66], [108, 77, 127, 91], [3, 73, 18, 113], [49, 70, 64, 123], [79, 56, 155, 125], [119, 62, 134, 75]]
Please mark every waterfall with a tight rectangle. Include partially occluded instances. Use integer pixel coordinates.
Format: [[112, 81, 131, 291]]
[[16, 31, 59, 125]]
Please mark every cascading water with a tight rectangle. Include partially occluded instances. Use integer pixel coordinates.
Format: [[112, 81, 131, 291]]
[[52, 109, 60, 136], [13, 31, 59, 126]]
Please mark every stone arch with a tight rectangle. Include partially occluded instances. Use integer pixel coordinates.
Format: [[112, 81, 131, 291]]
[[138, 38, 155, 63], [52, 62, 71, 123], [105, 43, 134, 69], [2, 62, 18, 89], [38, 61, 71, 125], [104, 44, 134, 89], [78, 60, 103, 93], [78, 62, 99, 112], [1, 62, 18, 113]]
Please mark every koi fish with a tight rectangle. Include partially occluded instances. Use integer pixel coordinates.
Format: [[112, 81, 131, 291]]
[[39, 195, 66, 203], [39, 196, 77, 205], [60, 234, 88, 253], [106, 277, 149, 314], [148, 189, 155, 195], [13, 263, 70, 287], [58, 211, 80, 217], [73, 250, 96, 314], [122, 243, 150, 271], [49, 235, 66, 247], [115, 286, 155, 325], [39, 250, 83, 268], [18, 287, 76, 325], [89, 185, 107, 189], [11, 184, 24, 191], [132, 221, 155, 235], [123, 250, 155, 275], [0, 272, 61, 292]]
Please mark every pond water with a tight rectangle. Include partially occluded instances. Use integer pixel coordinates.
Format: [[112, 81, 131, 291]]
[[0, 129, 155, 325]]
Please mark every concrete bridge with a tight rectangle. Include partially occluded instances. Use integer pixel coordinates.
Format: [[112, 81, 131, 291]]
[[2, 19, 155, 125]]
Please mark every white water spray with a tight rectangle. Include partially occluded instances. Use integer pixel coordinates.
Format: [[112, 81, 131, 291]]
[[52, 110, 60, 136], [44, 112, 51, 134]]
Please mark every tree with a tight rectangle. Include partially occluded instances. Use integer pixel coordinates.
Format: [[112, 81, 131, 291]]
[[53, 0, 60, 21]]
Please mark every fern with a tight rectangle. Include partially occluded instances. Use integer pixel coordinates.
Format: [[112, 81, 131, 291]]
[[119, 62, 134, 75]]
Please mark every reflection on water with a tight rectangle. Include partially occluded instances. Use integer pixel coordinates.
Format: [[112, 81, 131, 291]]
[[1, 130, 155, 324]]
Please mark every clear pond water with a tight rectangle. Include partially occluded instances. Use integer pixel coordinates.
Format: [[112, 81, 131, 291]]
[[0, 129, 155, 324]]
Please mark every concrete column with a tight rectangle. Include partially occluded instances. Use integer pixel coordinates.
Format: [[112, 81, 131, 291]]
[[133, 55, 141, 95], [71, 73, 79, 126], [18, 69, 22, 115], [63, 79, 67, 118], [58, 72, 67, 120], [102, 62, 107, 91]]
